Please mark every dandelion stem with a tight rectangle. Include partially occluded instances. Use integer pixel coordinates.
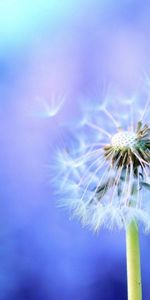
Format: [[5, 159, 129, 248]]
[[126, 220, 142, 300]]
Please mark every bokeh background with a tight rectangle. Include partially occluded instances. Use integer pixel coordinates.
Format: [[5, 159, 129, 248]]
[[1, 0, 150, 299]]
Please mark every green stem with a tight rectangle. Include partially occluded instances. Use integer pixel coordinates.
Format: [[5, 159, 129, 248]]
[[126, 220, 142, 300]]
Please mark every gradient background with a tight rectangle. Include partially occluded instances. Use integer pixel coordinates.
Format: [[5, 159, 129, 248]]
[[1, 1, 150, 299]]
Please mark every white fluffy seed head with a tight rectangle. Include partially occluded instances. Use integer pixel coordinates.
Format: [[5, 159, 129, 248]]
[[111, 131, 137, 150], [56, 95, 150, 232]]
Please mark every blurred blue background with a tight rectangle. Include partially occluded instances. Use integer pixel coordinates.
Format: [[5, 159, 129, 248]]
[[1, 0, 150, 299]]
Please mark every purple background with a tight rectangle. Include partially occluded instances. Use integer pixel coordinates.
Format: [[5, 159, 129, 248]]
[[1, 1, 150, 299]]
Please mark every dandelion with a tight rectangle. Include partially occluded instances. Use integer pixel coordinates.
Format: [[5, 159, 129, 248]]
[[55, 90, 150, 300]]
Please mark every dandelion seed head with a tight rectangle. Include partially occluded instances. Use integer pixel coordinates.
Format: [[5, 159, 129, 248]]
[[111, 131, 137, 150], [54, 87, 150, 232]]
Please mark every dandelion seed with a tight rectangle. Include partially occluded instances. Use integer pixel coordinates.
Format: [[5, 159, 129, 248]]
[[30, 93, 66, 118]]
